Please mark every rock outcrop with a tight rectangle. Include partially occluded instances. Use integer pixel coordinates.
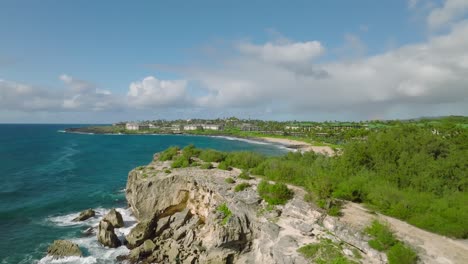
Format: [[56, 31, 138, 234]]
[[47, 240, 82, 259], [103, 208, 124, 228], [123, 155, 385, 264], [72, 208, 95, 221], [97, 220, 121, 248]]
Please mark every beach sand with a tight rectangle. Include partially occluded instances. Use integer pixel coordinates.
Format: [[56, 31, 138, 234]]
[[259, 137, 336, 156]]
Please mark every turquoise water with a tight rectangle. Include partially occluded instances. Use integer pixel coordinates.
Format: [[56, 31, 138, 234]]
[[0, 124, 286, 263]]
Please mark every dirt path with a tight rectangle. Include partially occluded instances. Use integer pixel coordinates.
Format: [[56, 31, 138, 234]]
[[259, 137, 336, 156], [340, 203, 468, 264]]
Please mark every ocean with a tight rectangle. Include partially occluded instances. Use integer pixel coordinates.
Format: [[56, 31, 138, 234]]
[[0, 124, 286, 263]]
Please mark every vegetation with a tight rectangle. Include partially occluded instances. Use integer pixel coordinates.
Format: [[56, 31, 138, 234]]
[[225, 177, 235, 184], [257, 180, 294, 205], [365, 220, 418, 264], [159, 146, 180, 161], [217, 161, 231, 171], [216, 203, 232, 225], [164, 169, 171, 173], [238, 171, 252, 180], [200, 162, 214, 169], [154, 118, 467, 238], [171, 155, 191, 168], [297, 239, 357, 264], [234, 183, 251, 192]]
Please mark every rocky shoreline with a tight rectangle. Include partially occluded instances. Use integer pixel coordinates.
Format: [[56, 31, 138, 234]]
[[44, 150, 468, 263]]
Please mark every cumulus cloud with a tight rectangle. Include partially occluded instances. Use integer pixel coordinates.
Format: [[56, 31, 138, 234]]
[[427, 0, 468, 30], [238, 41, 324, 64], [185, 20, 468, 119], [127, 76, 188, 108]]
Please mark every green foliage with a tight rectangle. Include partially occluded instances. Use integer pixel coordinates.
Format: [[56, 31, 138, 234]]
[[199, 149, 226, 162], [234, 182, 251, 192], [297, 239, 357, 264], [171, 155, 191, 168], [182, 144, 201, 158], [365, 220, 397, 251], [257, 180, 294, 205], [217, 161, 231, 171], [159, 146, 180, 161], [216, 203, 232, 225], [136, 166, 145, 171], [164, 169, 171, 173], [224, 177, 235, 184], [238, 171, 252, 180], [387, 243, 418, 264], [200, 162, 214, 169], [223, 151, 266, 170]]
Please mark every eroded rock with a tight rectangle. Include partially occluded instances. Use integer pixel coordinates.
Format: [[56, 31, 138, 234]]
[[72, 208, 95, 222], [97, 220, 121, 248], [103, 208, 124, 228], [47, 240, 82, 259]]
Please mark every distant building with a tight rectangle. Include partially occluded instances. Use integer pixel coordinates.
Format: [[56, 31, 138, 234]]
[[184, 124, 203, 131], [138, 124, 150, 130], [171, 124, 183, 132], [202, 124, 223, 130], [126, 123, 139, 130], [240, 123, 260, 131]]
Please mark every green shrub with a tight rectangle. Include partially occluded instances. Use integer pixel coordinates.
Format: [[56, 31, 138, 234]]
[[225, 177, 235, 184], [234, 183, 251, 192], [387, 243, 418, 264], [183, 144, 201, 158], [298, 239, 356, 264], [137, 166, 145, 171], [216, 203, 232, 225], [257, 180, 294, 205], [218, 161, 231, 171], [327, 204, 342, 217], [200, 162, 213, 169], [238, 171, 251, 180], [164, 169, 171, 173], [190, 162, 200, 167], [159, 146, 180, 161], [171, 155, 191, 168], [199, 149, 226, 162], [224, 151, 265, 170], [365, 220, 397, 251]]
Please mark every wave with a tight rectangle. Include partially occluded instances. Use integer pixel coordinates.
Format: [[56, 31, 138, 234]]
[[39, 207, 137, 263]]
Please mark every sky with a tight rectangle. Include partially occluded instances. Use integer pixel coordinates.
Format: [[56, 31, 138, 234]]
[[1, 0, 467, 123]]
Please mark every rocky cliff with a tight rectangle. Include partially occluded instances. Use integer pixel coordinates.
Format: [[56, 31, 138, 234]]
[[123, 153, 388, 264]]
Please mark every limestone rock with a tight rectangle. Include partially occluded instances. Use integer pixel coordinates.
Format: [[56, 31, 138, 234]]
[[97, 220, 121, 248], [46, 240, 82, 259], [129, 239, 156, 262], [103, 208, 124, 228], [72, 208, 95, 221], [125, 216, 157, 249]]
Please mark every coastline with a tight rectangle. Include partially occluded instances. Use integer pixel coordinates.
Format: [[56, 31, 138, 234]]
[[64, 127, 335, 155]]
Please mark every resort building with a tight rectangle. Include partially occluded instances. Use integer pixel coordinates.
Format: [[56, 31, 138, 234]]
[[183, 124, 203, 131], [125, 123, 139, 130], [202, 124, 224, 130]]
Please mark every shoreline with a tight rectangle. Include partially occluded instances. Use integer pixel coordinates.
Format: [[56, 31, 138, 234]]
[[64, 128, 335, 155]]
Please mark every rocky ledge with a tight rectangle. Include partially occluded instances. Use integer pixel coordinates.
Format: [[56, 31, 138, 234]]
[[121, 153, 387, 264]]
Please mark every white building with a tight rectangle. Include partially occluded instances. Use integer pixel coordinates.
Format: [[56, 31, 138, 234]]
[[184, 124, 203, 131], [126, 123, 139, 130], [202, 124, 223, 130]]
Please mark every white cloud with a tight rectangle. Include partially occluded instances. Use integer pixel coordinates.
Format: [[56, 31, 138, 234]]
[[238, 41, 325, 64], [428, 0, 468, 30], [127, 76, 188, 108]]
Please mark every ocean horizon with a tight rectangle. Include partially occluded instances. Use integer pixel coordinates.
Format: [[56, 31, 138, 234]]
[[0, 124, 286, 263]]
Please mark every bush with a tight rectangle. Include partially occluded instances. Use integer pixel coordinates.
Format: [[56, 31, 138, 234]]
[[238, 171, 252, 180], [257, 180, 294, 205], [199, 149, 226, 162], [298, 239, 356, 264], [218, 161, 231, 171], [200, 162, 213, 169], [164, 169, 171, 173], [216, 203, 232, 225], [225, 177, 235, 184], [234, 183, 251, 192], [365, 220, 397, 251], [224, 152, 266, 170], [182, 144, 201, 158], [159, 146, 180, 161], [387, 243, 418, 264], [171, 155, 191, 168]]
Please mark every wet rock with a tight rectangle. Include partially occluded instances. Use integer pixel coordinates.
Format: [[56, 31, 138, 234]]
[[47, 240, 82, 259], [72, 208, 95, 221], [103, 208, 124, 228], [97, 220, 121, 248]]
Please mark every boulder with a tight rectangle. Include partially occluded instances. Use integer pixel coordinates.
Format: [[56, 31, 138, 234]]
[[125, 216, 157, 249], [47, 240, 82, 259], [129, 239, 156, 262], [97, 220, 121, 248], [103, 208, 124, 228], [72, 208, 95, 221]]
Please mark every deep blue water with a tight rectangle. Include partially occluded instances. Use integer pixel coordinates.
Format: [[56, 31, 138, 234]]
[[0, 124, 286, 263]]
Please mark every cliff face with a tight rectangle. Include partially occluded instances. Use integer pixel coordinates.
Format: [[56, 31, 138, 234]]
[[124, 154, 385, 264]]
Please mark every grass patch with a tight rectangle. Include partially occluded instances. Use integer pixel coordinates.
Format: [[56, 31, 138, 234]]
[[199, 149, 226, 162], [387, 242, 418, 264], [238, 171, 252, 180], [365, 220, 397, 251], [200, 162, 213, 169], [216, 203, 232, 225], [225, 177, 235, 184], [297, 239, 357, 264], [217, 161, 231, 171], [257, 180, 294, 205], [234, 183, 251, 192], [164, 169, 171, 173], [171, 155, 191, 168], [159, 146, 180, 161]]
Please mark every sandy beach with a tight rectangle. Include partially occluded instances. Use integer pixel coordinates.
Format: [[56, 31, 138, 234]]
[[259, 137, 336, 156]]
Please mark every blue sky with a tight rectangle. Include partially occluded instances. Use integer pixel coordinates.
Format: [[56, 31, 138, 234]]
[[1, 0, 467, 123]]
